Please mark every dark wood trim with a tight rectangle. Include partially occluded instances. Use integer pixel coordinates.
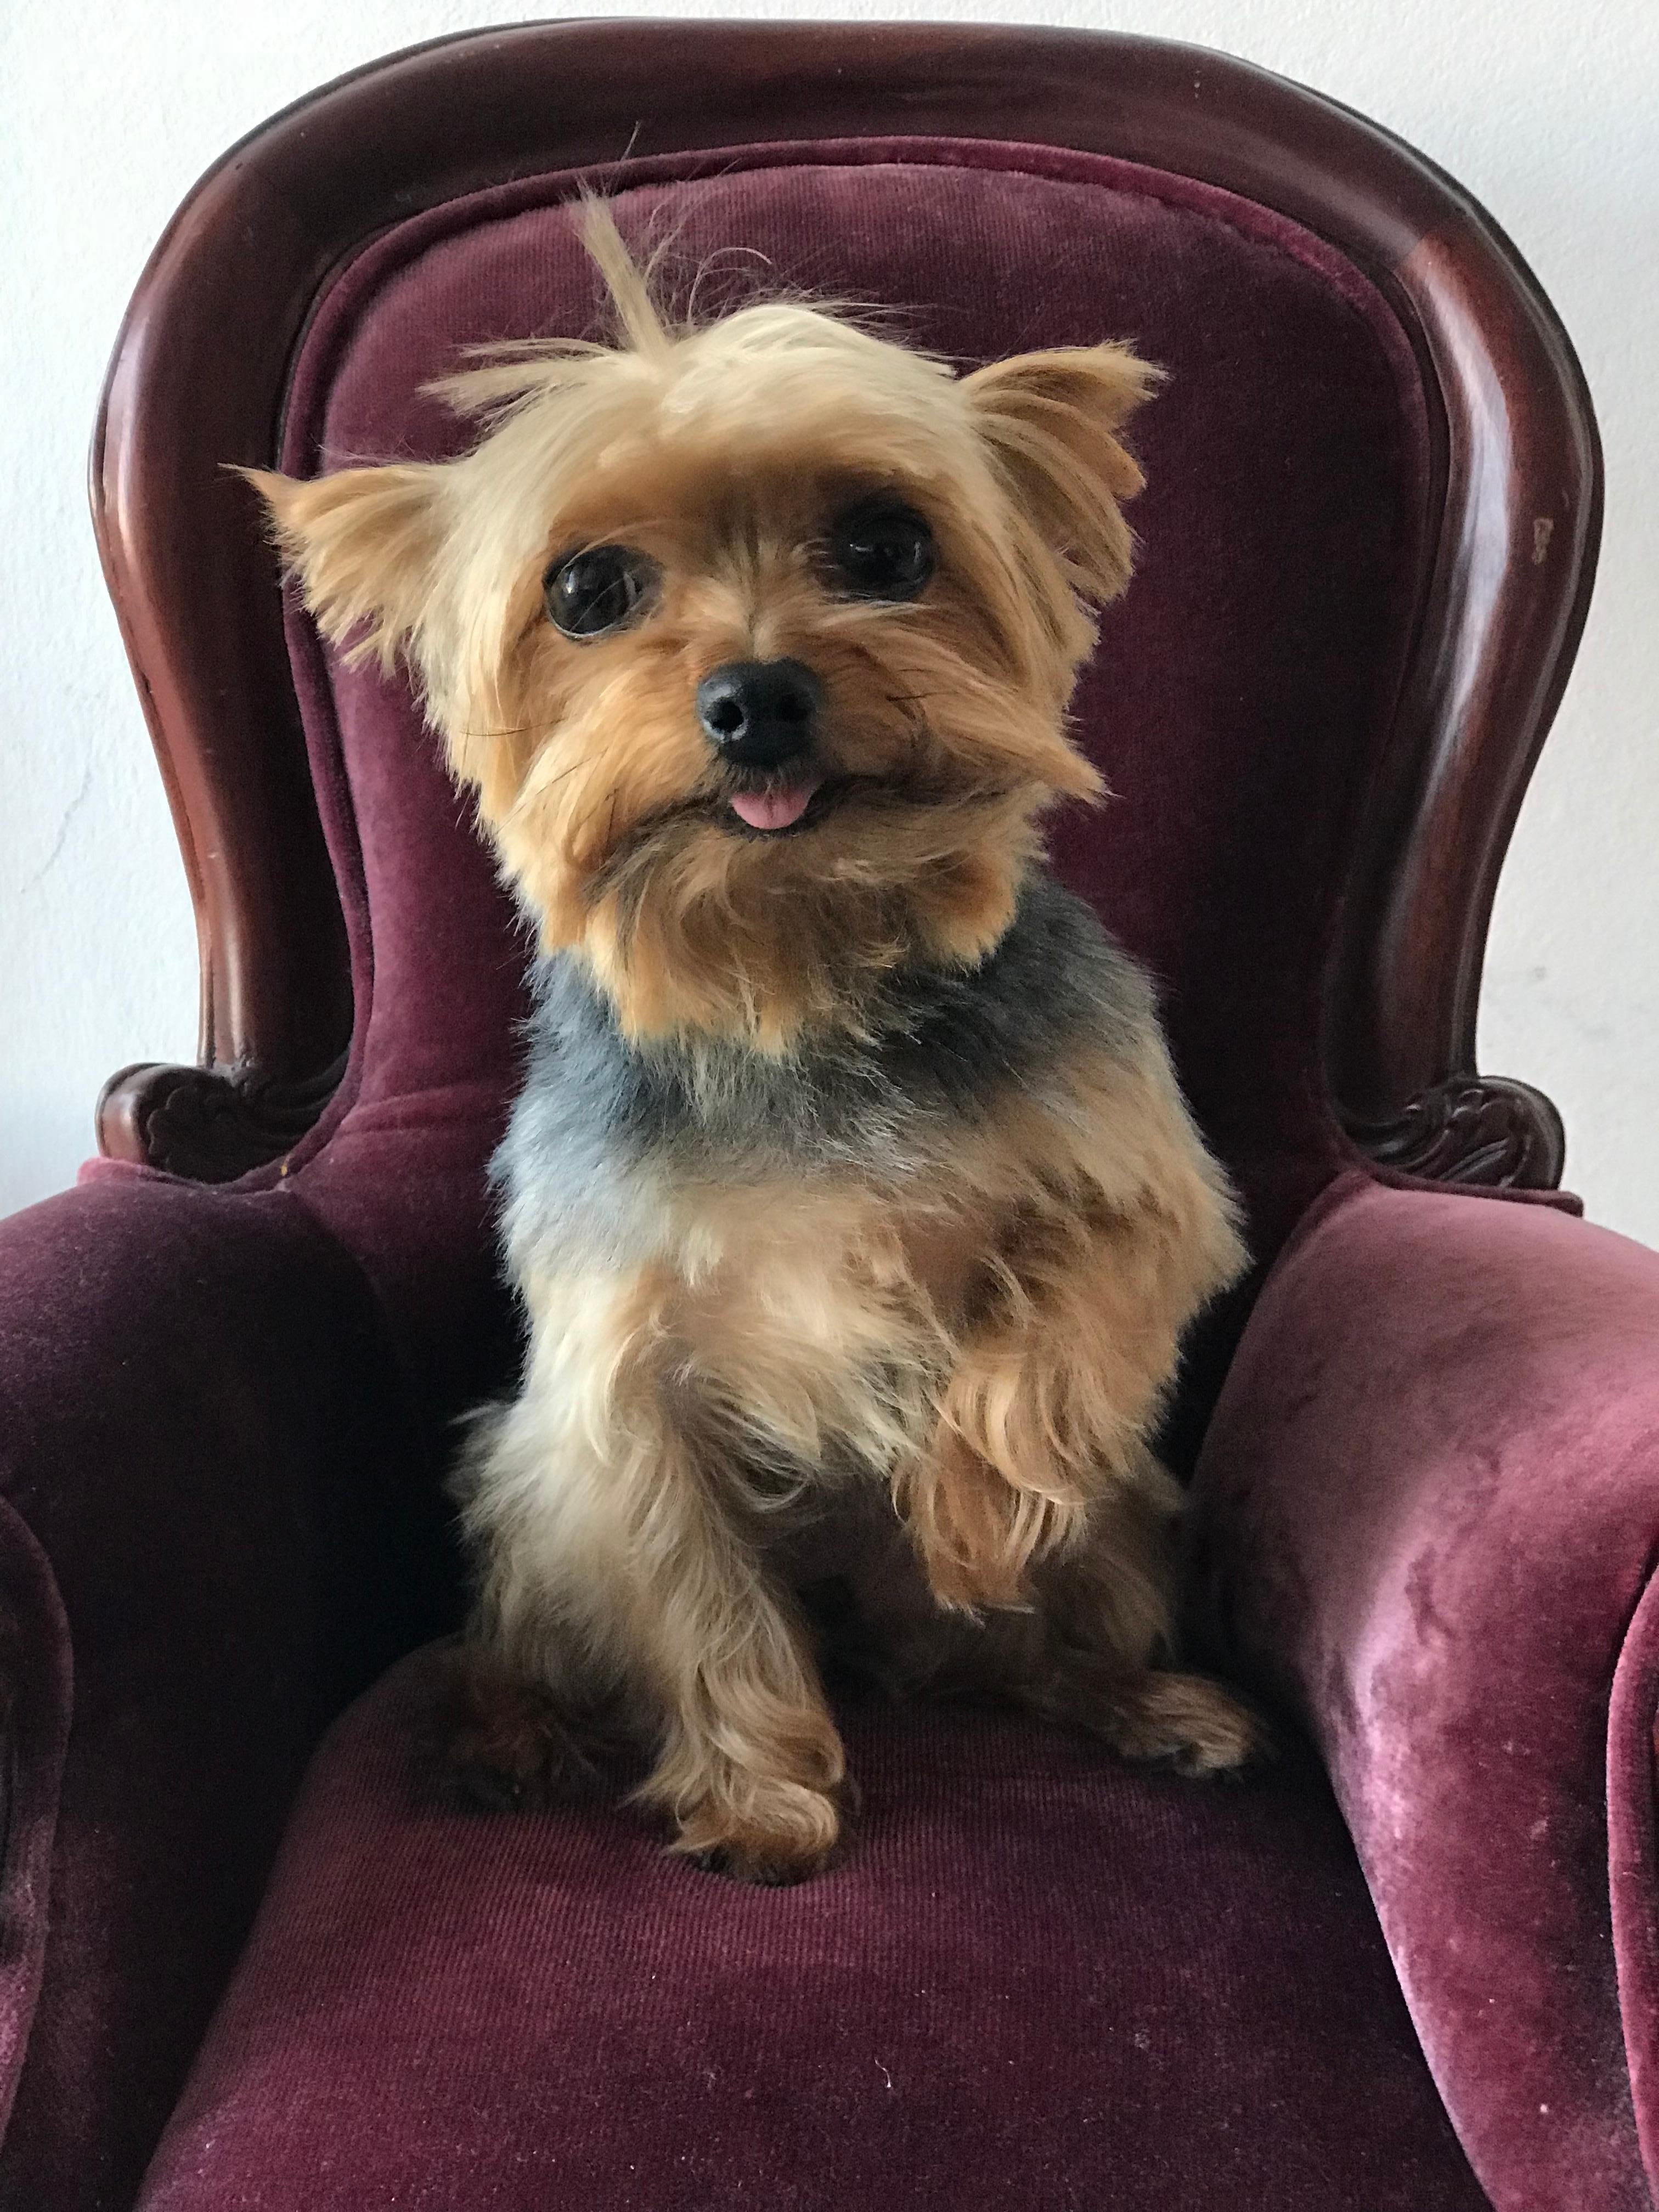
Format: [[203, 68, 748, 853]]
[[97, 1057, 349, 1184], [91, 21, 1600, 1186], [1347, 1076, 1566, 1191]]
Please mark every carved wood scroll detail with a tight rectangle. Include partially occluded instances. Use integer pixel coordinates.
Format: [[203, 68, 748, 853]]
[[97, 1058, 347, 1184], [1347, 1076, 1566, 1190]]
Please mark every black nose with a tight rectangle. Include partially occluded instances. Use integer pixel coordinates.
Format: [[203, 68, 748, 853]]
[[695, 659, 823, 769]]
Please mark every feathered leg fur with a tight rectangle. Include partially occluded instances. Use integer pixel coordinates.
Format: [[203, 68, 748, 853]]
[[452, 1268, 848, 1882]]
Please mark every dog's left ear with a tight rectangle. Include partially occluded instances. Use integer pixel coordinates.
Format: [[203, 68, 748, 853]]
[[240, 463, 448, 675], [963, 345, 1160, 605]]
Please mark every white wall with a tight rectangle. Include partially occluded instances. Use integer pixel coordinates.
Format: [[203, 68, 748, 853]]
[[3, 0, 1655, 1233]]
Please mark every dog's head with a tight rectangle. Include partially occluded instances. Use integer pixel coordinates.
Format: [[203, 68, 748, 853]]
[[253, 204, 1156, 1050]]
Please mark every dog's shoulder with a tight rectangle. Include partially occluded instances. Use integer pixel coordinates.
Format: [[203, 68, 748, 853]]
[[881, 869, 1156, 1114]]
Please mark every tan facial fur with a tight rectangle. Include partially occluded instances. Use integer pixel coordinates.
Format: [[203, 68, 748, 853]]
[[252, 205, 1153, 1051], [256, 204, 1259, 1881]]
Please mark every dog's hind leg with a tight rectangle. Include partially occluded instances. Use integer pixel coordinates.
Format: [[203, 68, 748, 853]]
[[998, 1492, 1266, 1776], [853, 1470, 1262, 1776]]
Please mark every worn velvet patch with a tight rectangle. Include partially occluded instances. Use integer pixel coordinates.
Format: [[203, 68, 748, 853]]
[[1193, 1174, 1659, 2210]]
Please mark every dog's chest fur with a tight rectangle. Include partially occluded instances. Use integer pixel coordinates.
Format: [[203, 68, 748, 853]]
[[494, 872, 1163, 1491]]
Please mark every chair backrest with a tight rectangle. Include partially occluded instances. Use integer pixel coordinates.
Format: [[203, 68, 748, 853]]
[[93, 23, 1599, 1282]]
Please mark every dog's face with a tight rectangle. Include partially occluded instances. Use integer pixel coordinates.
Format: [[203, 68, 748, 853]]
[[255, 210, 1155, 1049]]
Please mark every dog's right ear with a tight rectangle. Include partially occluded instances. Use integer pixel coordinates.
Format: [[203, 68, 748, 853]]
[[962, 345, 1161, 607], [241, 464, 447, 673]]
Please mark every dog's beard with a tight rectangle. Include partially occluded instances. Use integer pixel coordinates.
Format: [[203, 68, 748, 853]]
[[571, 777, 1048, 1053]]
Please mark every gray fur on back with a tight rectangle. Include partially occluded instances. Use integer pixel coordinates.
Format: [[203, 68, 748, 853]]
[[496, 869, 1157, 1265]]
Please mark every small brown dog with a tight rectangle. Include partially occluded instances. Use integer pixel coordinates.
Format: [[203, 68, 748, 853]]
[[255, 204, 1258, 1883]]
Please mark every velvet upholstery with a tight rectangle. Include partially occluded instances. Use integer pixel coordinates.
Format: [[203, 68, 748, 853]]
[[1192, 1172, 1659, 2210], [0, 1172, 452, 2211], [1, 122, 1637, 2212], [136, 1650, 1485, 2212]]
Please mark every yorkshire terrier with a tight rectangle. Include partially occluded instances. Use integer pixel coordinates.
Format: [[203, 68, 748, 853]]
[[255, 204, 1259, 1884]]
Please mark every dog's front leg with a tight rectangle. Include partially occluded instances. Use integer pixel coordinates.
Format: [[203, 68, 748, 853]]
[[888, 1192, 1260, 1773], [620, 1424, 848, 1884], [895, 1186, 1217, 1617], [460, 1279, 846, 1883]]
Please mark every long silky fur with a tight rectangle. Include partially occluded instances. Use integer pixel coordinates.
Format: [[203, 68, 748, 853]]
[[253, 201, 1259, 1881]]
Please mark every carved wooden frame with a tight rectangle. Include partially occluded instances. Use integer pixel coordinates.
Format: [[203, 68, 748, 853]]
[[91, 21, 1600, 1187]]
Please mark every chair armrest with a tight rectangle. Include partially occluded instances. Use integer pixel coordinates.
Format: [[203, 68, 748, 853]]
[[0, 1169, 442, 2212], [1193, 1171, 1659, 2212]]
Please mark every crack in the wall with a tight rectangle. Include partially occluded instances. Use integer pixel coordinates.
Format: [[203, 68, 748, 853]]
[[22, 755, 94, 891]]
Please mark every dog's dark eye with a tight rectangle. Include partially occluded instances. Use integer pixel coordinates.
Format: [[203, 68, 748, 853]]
[[544, 545, 659, 639], [828, 500, 936, 601]]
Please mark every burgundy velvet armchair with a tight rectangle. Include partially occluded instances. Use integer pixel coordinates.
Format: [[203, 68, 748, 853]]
[[2, 24, 1643, 2210]]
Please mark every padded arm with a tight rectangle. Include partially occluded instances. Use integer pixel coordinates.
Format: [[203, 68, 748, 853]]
[[1193, 1172, 1659, 2212], [0, 1169, 443, 2212]]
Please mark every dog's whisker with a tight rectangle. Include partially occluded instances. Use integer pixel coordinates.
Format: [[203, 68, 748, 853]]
[[568, 782, 622, 844], [462, 720, 562, 741]]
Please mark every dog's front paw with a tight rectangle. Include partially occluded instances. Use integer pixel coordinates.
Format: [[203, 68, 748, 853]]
[[671, 1781, 848, 1886]]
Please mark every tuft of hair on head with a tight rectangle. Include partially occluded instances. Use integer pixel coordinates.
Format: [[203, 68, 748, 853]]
[[416, 194, 684, 424], [574, 192, 674, 359]]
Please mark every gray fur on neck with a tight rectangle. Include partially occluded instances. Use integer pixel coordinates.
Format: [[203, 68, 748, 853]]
[[495, 869, 1154, 1262]]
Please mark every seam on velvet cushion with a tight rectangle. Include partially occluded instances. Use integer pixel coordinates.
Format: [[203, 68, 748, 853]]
[[275, 588, 377, 1176], [1225, 1172, 1592, 1402], [1346, 1146, 1584, 1216], [93, 584, 386, 1202], [279, 135, 1426, 472], [0, 1500, 72, 2143], [257, 597, 529, 1186], [1610, 1566, 1659, 2204], [1212, 1163, 1581, 1338], [290, 1079, 509, 1142]]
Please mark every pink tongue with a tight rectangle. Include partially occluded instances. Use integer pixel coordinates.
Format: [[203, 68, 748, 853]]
[[729, 779, 820, 832]]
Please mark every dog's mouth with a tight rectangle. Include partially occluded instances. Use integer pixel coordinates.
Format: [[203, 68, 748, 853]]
[[599, 752, 989, 885], [715, 719, 954, 838], [715, 758, 983, 841], [726, 774, 826, 834]]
